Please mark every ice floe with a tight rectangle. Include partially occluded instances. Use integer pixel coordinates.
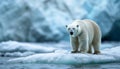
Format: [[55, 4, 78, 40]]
[[0, 41, 56, 57], [8, 46, 120, 64]]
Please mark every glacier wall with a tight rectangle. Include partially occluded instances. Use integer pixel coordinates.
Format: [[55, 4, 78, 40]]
[[0, 0, 120, 42]]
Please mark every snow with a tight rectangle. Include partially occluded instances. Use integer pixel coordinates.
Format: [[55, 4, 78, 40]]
[[5, 41, 119, 64], [0, 41, 56, 57], [8, 46, 120, 64], [0, 41, 120, 64]]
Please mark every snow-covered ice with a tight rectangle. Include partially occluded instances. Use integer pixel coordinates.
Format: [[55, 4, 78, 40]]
[[8, 46, 120, 64], [0, 41, 56, 57], [0, 41, 120, 64], [7, 44, 120, 64]]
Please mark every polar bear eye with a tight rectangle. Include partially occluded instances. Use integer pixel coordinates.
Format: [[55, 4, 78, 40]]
[[73, 28, 75, 30], [68, 28, 70, 30]]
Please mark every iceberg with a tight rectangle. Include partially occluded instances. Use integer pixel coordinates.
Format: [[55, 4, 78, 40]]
[[0, 0, 120, 42], [8, 46, 120, 65]]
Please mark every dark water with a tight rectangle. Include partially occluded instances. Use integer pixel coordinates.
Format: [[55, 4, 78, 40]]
[[0, 57, 120, 69]]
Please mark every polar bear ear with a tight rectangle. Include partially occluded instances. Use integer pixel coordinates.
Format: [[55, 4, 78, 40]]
[[65, 25, 68, 28], [76, 25, 79, 27]]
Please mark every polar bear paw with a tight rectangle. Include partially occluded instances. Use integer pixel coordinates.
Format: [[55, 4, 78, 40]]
[[71, 50, 78, 53], [94, 51, 101, 54]]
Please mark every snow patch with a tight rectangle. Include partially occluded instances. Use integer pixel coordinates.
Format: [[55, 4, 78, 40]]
[[0, 41, 56, 57], [8, 46, 120, 64]]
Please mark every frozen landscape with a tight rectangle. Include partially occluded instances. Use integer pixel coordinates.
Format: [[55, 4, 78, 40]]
[[0, 41, 119, 65], [0, 41, 120, 69], [0, 0, 120, 69]]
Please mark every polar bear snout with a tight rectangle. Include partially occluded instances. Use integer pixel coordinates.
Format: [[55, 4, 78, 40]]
[[66, 24, 79, 37], [70, 31, 73, 35]]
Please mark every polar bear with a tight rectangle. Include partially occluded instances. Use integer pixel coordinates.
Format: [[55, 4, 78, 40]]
[[66, 19, 101, 54]]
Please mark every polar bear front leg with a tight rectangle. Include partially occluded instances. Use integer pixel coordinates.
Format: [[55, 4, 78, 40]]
[[70, 37, 79, 53], [87, 44, 92, 53], [79, 39, 88, 53]]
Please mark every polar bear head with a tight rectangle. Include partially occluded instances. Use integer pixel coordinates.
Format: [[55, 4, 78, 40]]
[[66, 24, 82, 37]]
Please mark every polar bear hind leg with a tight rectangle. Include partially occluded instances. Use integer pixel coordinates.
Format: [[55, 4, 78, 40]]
[[92, 29, 101, 54]]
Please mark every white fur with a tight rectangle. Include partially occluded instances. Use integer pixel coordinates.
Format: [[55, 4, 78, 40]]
[[66, 19, 101, 54]]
